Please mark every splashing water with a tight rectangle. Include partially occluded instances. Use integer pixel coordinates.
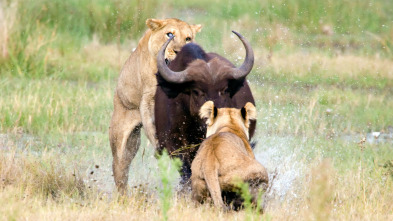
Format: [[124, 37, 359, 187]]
[[254, 136, 308, 204]]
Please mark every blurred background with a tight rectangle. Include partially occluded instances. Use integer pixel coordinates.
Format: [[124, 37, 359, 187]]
[[1, 0, 392, 134], [0, 0, 392, 219]]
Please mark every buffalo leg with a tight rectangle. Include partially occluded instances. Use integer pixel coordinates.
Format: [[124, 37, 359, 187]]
[[180, 162, 192, 186], [109, 93, 142, 194]]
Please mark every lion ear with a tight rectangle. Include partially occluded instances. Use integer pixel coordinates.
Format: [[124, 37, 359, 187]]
[[242, 102, 257, 127], [199, 101, 216, 126], [191, 24, 202, 34], [146, 19, 166, 31]]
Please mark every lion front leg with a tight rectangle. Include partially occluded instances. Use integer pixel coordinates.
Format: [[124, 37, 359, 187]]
[[140, 91, 158, 147]]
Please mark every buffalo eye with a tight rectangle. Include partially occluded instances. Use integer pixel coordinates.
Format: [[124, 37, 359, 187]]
[[192, 89, 200, 96], [186, 37, 191, 42], [192, 89, 205, 97], [166, 32, 174, 38], [218, 87, 228, 96]]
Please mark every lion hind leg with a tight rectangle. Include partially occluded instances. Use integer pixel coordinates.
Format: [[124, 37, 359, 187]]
[[191, 177, 208, 203], [110, 94, 142, 194], [203, 161, 226, 209]]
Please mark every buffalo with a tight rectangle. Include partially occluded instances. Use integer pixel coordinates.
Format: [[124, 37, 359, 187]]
[[155, 31, 256, 184]]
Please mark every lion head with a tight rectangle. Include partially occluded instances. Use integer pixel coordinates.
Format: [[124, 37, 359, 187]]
[[146, 18, 202, 61], [199, 101, 257, 139]]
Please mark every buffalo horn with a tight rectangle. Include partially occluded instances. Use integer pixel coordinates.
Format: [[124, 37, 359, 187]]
[[231, 31, 254, 79], [157, 36, 190, 84]]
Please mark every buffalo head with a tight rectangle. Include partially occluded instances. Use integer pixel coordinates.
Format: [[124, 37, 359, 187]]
[[156, 31, 254, 117]]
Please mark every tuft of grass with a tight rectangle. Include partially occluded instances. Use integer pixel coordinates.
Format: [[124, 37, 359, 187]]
[[307, 160, 334, 221], [232, 180, 267, 220], [235, 181, 253, 218], [381, 160, 393, 179], [234, 181, 256, 220], [157, 150, 182, 221], [0, 148, 86, 201]]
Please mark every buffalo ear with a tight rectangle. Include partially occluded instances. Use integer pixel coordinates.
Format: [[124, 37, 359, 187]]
[[228, 78, 245, 97], [156, 74, 190, 98], [199, 101, 216, 126], [146, 18, 166, 31], [242, 102, 257, 127]]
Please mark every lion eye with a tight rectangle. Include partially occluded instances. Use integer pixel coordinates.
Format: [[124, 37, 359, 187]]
[[166, 32, 174, 38], [186, 37, 191, 42]]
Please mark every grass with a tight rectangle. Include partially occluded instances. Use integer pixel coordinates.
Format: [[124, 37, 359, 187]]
[[0, 78, 114, 136], [1, 0, 393, 220], [1, 135, 392, 220], [170, 0, 392, 34], [157, 151, 182, 221]]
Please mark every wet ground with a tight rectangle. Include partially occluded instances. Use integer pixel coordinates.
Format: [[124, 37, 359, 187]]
[[1, 130, 392, 204]]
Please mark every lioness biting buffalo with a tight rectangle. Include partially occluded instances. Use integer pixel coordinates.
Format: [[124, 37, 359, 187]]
[[109, 18, 201, 193], [191, 101, 268, 210]]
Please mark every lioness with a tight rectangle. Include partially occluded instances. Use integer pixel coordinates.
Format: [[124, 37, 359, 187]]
[[191, 101, 268, 210], [109, 18, 202, 193]]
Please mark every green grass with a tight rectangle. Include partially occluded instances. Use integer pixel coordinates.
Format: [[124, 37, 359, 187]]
[[1, 0, 392, 79], [157, 151, 182, 221], [252, 81, 393, 135], [17, 0, 159, 43], [170, 0, 393, 56], [172, 0, 393, 34], [0, 78, 114, 136]]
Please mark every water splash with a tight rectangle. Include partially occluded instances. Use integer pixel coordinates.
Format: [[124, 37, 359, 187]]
[[254, 136, 308, 204]]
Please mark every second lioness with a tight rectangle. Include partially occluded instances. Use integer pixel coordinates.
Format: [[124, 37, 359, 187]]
[[191, 101, 268, 209]]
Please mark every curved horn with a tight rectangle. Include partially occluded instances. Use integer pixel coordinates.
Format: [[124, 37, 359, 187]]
[[231, 31, 254, 79], [157, 36, 190, 83]]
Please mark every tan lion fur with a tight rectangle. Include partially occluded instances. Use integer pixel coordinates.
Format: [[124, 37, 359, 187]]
[[191, 101, 268, 209], [109, 18, 202, 193]]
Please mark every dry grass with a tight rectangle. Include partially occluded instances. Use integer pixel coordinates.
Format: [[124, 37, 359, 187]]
[[264, 52, 393, 80], [263, 159, 393, 220], [0, 1, 17, 59], [1, 143, 392, 220], [0, 147, 247, 220], [222, 36, 393, 82], [0, 148, 85, 201]]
